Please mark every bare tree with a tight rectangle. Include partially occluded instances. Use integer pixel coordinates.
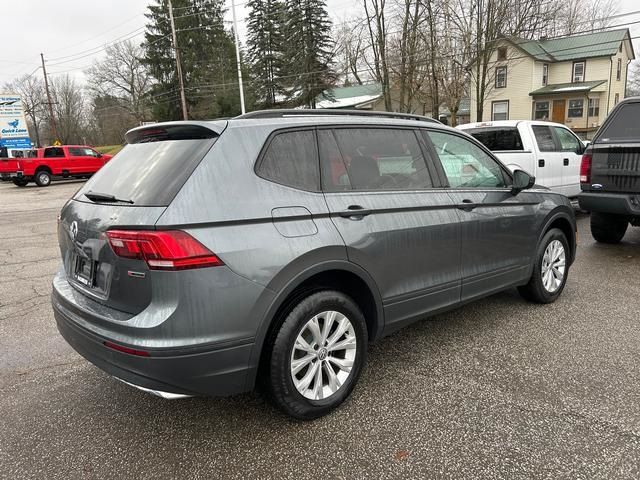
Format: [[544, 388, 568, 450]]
[[48, 75, 88, 144], [627, 61, 640, 97], [3, 74, 46, 147], [555, 0, 618, 35], [363, 0, 392, 110], [334, 21, 367, 86], [86, 40, 151, 123]]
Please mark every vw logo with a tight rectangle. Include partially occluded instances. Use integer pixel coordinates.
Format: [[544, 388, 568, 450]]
[[317, 348, 328, 361], [69, 221, 78, 241]]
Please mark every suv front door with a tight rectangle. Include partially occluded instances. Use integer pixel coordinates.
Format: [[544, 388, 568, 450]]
[[426, 129, 540, 301], [319, 127, 461, 331]]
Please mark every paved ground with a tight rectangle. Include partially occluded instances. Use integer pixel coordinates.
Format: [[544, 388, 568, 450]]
[[1, 180, 639, 479]]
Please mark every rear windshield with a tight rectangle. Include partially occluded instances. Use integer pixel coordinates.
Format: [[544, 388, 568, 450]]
[[597, 103, 640, 143], [75, 137, 216, 206], [465, 127, 524, 151]]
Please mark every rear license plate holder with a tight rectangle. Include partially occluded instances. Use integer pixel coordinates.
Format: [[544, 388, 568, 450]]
[[74, 255, 96, 287]]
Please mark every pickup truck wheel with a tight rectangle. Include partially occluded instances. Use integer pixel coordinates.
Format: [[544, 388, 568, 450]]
[[518, 228, 569, 304], [12, 178, 28, 187], [35, 170, 51, 187], [590, 212, 628, 244], [268, 290, 367, 420]]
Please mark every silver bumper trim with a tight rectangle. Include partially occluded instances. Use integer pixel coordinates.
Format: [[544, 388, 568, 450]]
[[114, 376, 194, 400]]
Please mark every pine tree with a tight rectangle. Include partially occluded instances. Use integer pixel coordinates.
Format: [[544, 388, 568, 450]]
[[246, 0, 286, 109], [142, 0, 241, 120], [284, 0, 336, 108]]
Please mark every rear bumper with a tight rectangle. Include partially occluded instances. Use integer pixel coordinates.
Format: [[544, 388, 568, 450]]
[[53, 299, 255, 396], [578, 192, 640, 217], [52, 269, 259, 397]]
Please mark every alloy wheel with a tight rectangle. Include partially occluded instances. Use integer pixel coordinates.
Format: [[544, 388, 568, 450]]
[[290, 310, 357, 400], [541, 239, 565, 293]]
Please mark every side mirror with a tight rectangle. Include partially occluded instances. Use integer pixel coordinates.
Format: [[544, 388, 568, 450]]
[[576, 143, 586, 155], [511, 169, 535, 195]]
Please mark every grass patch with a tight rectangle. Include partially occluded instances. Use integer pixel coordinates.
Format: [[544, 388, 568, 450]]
[[95, 145, 124, 155]]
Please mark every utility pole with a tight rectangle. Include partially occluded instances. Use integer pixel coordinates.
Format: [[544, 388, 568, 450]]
[[168, 0, 188, 120], [231, 0, 246, 114], [40, 53, 59, 142]]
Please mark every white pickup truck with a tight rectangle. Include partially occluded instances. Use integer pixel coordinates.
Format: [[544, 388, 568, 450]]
[[458, 120, 586, 198]]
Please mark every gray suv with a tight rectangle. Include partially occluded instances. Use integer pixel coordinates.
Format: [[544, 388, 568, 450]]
[[52, 110, 576, 419]]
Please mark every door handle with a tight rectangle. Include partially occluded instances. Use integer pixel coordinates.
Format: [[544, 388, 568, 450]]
[[338, 205, 371, 219], [563, 158, 569, 166], [457, 199, 476, 211], [538, 159, 545, 167]]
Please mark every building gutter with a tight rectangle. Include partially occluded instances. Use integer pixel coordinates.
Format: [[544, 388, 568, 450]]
[[606, 57, 613, 114]]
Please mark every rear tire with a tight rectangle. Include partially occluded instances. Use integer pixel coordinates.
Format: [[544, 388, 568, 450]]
[[268, 290, 367, 420], [35, 170, 52, 187], [12, 178, 28, 187], [518, 228, 569, 304], [590, 212, 628, 244]]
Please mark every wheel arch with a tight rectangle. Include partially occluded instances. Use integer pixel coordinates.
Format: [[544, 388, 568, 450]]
[[539, 208, 577, 265], [245, 260, 384, 391]]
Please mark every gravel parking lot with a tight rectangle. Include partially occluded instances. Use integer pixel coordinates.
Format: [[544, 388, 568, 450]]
[[1, 180, 639, 479]]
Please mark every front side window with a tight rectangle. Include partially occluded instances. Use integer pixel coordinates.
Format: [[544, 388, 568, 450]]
[[257, 130, 319, 191], [572, 61, 585, 82], [568, 99, 584, 118], [532, 125, 556, 152], [492, 101, 508, 121], [535, 101, 550, 120], [552, 127, 581, 152], [428, 131, 507, 189], [320, 128, 433, 191], [588, 98, 600, 117], [542, 64, 548, 86], [495, 66, 507, 88]]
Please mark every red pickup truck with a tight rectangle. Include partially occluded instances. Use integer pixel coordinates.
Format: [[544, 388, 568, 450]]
[[8, 145, 113, 187]]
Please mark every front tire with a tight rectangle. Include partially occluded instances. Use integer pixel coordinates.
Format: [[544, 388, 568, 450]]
[[35, 170, 52, 187], [268, 290, 367, 420], [518, 228, 570, 304], [590, 212, 628, 244]]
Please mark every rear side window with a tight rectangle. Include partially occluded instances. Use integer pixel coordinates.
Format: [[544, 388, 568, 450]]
[[76, 125, 218, 206], [257, 130, 319, 191], [44, 147, 64, 157], [598, 103, 640, 142], [466, 127, 524, 151], [531, 125, 556, 152], [321, 128, 433, 191]]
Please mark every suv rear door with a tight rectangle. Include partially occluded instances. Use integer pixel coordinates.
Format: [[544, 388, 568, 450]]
[[425, 129, 539, 301], [319, 126, 461, 330]]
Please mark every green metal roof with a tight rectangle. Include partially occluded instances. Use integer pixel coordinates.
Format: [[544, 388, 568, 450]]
[[508, 29, 632, 62], [529, 80, 606, 96], [323, 83, 382, 99]]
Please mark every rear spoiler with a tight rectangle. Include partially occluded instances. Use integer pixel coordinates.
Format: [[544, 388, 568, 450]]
[[125, 121, 228, 144]]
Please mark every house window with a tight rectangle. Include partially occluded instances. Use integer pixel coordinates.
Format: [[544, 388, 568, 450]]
[[615, 93, 620, 105], [492, 101, 509, 121], [497, 47, 507, 61], [534, 101, 550, 120], [617, 59, 622, 81], [619, 43, 623, 53], [572, 61, 585, 82], [542, 64, 548, 86], [495, 66, 507, 88], [568, 99, 584, 118], [588, 98, 600, 117]]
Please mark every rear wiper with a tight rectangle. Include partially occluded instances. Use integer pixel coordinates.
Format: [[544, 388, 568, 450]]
[[84, 191, 134, 204]]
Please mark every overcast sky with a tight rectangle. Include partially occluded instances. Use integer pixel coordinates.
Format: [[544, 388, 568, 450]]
[[1, 0, 639, 86]]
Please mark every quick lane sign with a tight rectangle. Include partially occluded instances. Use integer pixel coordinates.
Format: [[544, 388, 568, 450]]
[[0, 93, 32, 149]]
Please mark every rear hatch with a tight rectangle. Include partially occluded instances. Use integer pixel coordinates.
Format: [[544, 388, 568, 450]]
[[57, 122, 225, 314], [590, 100, 640, 193]]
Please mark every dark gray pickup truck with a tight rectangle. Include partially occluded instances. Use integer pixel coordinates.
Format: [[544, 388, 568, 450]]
[[579, 97, 640, 243]]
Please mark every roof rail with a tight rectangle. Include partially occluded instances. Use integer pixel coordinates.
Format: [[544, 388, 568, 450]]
[[235, 109, 441, 124]]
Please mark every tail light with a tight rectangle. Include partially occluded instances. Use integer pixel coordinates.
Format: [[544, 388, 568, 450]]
[[106, 230, 223, 270], [580, 152, 592, 184]]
